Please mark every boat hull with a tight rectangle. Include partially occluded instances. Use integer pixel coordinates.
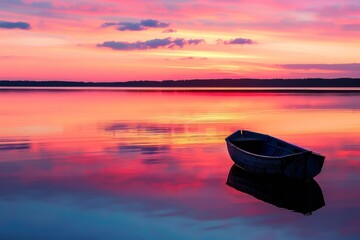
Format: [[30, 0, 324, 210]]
[[225, 130, 325, 181]]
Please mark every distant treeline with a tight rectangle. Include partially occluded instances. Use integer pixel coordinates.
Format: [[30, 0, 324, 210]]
[[0, 78, 359, 87]]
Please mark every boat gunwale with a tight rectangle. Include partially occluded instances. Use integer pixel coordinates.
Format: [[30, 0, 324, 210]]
[[226, 139, 310, 160], [225, 130, 317, 159], [241, 130, 324, 157]]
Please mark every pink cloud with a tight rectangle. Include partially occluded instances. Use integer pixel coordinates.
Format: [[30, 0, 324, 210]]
[[318, 4, 360, 18], [342, 24, 360, 31], [279, 63, 360, 72]]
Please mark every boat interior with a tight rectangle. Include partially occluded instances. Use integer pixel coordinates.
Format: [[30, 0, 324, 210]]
[[230, 134, 303, 157]]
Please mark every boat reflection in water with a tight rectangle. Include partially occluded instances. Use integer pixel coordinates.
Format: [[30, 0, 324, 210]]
[[227, 164, 325, 215]]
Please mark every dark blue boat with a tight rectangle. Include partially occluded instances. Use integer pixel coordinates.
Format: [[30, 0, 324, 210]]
[[225, 130, 325, 181]]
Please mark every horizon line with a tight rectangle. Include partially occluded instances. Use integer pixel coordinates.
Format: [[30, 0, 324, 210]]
[[0, 77, 359, 83]]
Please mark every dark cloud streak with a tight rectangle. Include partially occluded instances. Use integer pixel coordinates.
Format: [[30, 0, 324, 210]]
[[101, 19, 170, 31], [218, 38, 255, 45], [0, 20, 30, 30], [140, 19, 168, 28], [97, 37, 205, 51]]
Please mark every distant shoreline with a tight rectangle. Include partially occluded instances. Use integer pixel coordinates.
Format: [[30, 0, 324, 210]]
[[1, 87, 360, 93], [0, 78, 359, 88]]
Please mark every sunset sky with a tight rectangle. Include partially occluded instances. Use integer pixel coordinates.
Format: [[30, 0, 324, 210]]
[[0, 0, 359, 81]]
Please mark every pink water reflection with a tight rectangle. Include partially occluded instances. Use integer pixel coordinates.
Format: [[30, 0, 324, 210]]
[[0, 89, 359, 239]]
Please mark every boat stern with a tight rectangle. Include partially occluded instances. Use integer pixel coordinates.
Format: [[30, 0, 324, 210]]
[[283, 152, 325, 180]]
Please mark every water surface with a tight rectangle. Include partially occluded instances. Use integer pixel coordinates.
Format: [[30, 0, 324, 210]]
[[0, 89, 359, 239]]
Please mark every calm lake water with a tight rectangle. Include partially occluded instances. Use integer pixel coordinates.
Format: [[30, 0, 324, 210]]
[[0, 88, 359, 239]]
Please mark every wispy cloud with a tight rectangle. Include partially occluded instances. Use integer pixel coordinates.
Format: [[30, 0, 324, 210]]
[[279, 63, 360, 72], [97, 37, 205, 50], [342, 24, 360, 31], [217, 38, 255, 45], [179, 57, 208, 60], [101, 19, 170, 31], [317, 4, 360, 18], [0, 0, 23, 6], [30, 1, 54, 9], [162, 28, 177, 33], [277, 63, 360, 78], [0, 20, 30, 30]]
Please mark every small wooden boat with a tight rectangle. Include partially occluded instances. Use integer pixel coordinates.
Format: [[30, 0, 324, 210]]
[[225, 130, 325, 181], [226, 164, 325, 215]]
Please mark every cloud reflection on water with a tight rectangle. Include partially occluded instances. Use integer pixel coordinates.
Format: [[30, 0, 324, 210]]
[[0, 89, 359, 239]]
